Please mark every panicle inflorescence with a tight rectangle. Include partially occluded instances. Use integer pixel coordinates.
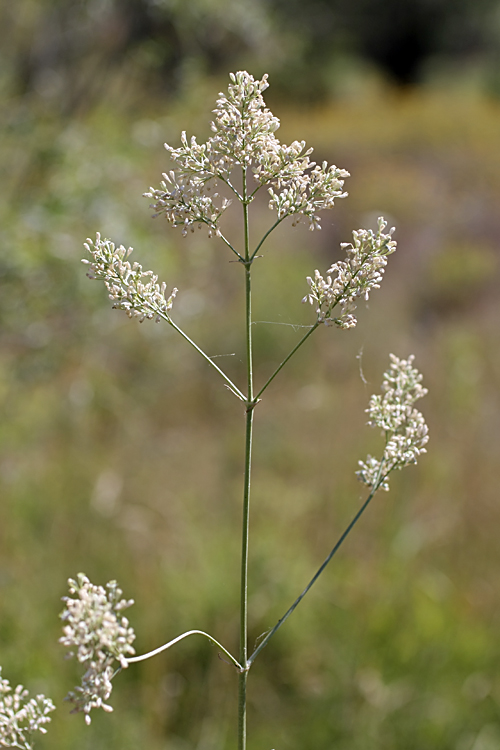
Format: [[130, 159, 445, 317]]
[[83, 233, 177, 322], [145, 71, 349, 235], [145, 164, 232, 238], [302, 217, 397, 328], [211, 71, 280, 170], [0, 667, 55, 750], [357, 354, 429, 491], [60, 573, 136, 725], [267, 160, 349, 231]]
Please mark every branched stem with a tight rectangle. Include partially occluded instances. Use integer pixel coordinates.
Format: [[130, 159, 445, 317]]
[[247, 487, 378, 666], [218, 231, 245, 261], [250, 218, 284, 260], [153, 313, 245, 401], [255, 322, 320, 400], [126, 630, 243, 670], [218, 174, 244, 203]]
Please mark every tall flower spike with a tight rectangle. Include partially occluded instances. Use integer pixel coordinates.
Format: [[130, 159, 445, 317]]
[[60, 573, 136, 725], [83, 234, 178, 322], [357, 354, 429, 492], [302, 217, 397, 328], [145, 71, 349, 237], [0, 667, 55, 750]]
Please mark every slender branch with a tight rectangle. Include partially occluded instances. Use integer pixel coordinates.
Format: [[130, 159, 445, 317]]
[[255, 322, 320, 401], [247, 487, 378, 666], [218, 231, 245, 261], [169, 210, 243, 261], [250, 218, 284, 260], [126, 630, 243, 671], [154, 313, 245, 401], [217, 174, 244, 203], [248, 182, 264, 200]]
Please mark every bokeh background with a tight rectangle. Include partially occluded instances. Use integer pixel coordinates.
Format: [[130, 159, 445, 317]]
[[2, 1, 500, 749]]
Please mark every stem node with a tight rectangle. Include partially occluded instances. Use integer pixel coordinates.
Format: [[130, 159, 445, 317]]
[[245, 399, 260, 413]]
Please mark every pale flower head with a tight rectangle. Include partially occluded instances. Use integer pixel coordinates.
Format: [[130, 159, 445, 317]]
[[357, 354, 429, 492], [83, 234, 178, 323], [303, 217, 397, 328], [60, 573, 136, 724], [0, 667, 55, 750], [145, 71, 349, 236]]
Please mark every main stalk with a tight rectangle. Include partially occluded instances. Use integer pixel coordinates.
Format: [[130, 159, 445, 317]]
[[238, 168, 253, 750]]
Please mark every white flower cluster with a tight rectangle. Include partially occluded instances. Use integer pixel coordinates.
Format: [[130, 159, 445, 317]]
[[0, 667, 55, 750], [83, 233, 177, 322], [267, 160, 349, 230], [145, 166, 231, 238], [302, 217, 397, 328], [357, 354, 429, 492], [211, 71, 280, 170], [145, 71, 349, 235], [60, 573, 136, 725]]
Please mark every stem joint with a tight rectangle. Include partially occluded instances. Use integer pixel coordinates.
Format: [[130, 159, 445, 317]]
[[245, 398, 260, 413]]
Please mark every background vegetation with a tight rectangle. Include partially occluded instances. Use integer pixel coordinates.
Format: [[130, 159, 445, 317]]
[[1, 2, 500, 749]]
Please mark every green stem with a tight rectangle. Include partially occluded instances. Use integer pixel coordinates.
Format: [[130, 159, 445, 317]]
[[238, 167, 253, 750], [218, 231, 245, 261], [250, 218, 284, 260], [126, 630, 243, 670], [218, 174, 244, 203], [247, 487, 377, 666], [255, 322, 320, 401], [158, 315, 245, 401]]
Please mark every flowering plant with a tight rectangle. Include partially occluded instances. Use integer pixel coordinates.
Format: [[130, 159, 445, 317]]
[[1, 71, 428, 749], [76, 70, 429, 748]]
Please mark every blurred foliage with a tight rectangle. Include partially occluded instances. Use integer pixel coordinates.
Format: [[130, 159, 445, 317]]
[[3, 0, 500, 110], [2, 3, 500, 749]]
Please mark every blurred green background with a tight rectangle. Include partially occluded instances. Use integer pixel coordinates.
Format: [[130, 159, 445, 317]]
[[1, 1, 500, 749]]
